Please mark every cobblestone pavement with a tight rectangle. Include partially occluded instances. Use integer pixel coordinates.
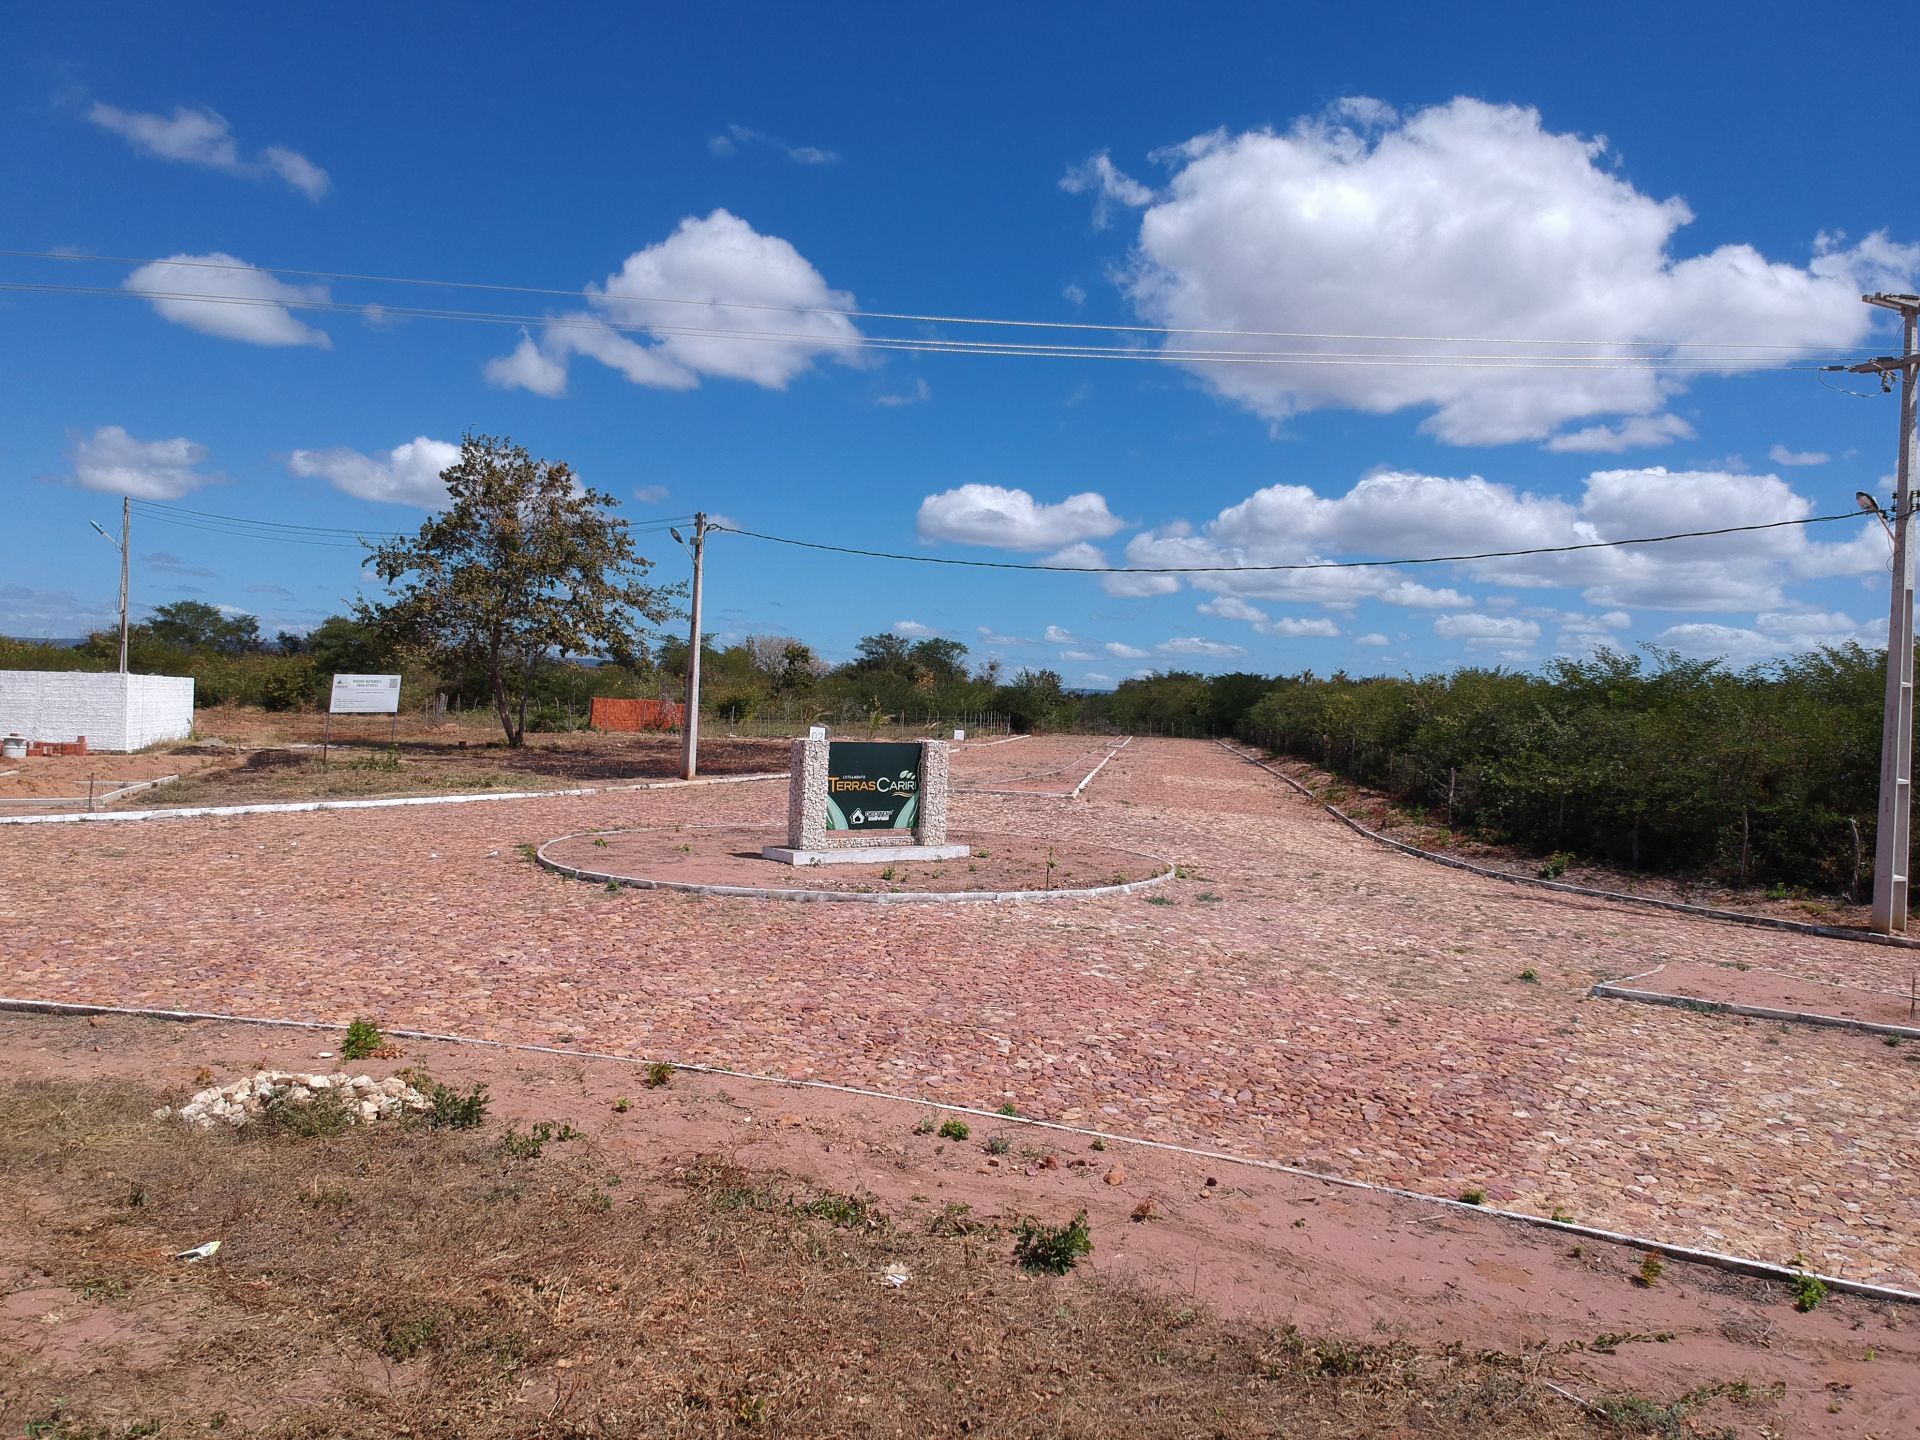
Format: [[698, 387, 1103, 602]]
[[3, 737, 1915, 1286]]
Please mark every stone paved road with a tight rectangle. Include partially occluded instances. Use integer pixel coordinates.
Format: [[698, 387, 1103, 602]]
[[3, 737, 1915, 1286]]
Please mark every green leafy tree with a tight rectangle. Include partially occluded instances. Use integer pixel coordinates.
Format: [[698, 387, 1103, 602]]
[[359, 433, 677, 747], [145, 599, 262, 655]]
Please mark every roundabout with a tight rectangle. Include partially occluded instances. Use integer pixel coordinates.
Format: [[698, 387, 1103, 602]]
[[535, 824, 1175, 903]]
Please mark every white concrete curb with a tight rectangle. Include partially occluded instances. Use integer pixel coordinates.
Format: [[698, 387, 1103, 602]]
[[534, 825, 1176, 904], [1217, 741, 1920, 952]]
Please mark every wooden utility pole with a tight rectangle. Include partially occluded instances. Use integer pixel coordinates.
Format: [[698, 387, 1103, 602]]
[[1842, 294, 1920, 933], [678, 513, 710, 780]]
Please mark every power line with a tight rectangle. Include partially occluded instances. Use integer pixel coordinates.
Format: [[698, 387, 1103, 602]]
[[0, 281, 1862, 372], [130, 500, 698, 549], [710, 511, 1874, 575], [0, 247, 1867, 353]]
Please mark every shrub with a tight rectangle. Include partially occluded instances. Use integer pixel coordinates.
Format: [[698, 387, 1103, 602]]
[[644, 1061, 672, 1088], [1013, 1210, 1093, 1274], [1792, 1273, 1828, 1312], [936, 1118, 970, 1141], [340, 1018, 384, 1061], [419, 1080, 490, 1130]]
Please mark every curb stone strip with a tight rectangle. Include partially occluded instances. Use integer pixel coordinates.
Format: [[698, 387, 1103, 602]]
[[1591, 983, 1920, 1041], [1069, 735, 1132, 799], [0, 994, 1912, 1307], [0, 770, 790, 826], [1216, 740, 1920, 952], [534, 827, 1177, 904]]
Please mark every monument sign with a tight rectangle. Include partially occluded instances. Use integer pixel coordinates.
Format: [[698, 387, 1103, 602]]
[[763, 734, 964, 866]]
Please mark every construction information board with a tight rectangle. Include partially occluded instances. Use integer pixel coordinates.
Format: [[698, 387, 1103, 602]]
[[328, 674, 402, 714], [825, 741, 922, 830]]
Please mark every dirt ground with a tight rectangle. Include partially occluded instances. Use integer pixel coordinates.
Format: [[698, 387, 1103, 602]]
[[6, 735, 1919, 1299], [0, 710, 792, 815], [540, 826, 1168, 896], [2, 1012, 1911, 1438]]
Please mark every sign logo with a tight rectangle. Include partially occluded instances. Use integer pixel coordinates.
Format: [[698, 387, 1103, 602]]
[[826, 741, 922, 831]]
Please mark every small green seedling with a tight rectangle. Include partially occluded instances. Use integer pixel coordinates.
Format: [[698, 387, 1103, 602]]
[[341, 1017, 384, 1061], [1519, 968, 1540, 983], [984, 1135, 1011, 1156], [879, 866, 897, 881], [937, 1117, 970, 1141], [1634, 1253, 1665, 1287], [996, 1102, 1018, 1117], [1792, 1274, 1828, 1312], [612, 1096, 631, 1113], [644, 1061, 672, 1088], [1458, 1187, 1487, 1206]]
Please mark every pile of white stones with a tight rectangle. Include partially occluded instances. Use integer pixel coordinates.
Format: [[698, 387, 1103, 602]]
[[154, 1071, 434, 1130]]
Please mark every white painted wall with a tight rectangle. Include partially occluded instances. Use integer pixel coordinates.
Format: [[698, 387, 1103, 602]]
[[0, 671, 196, 751]]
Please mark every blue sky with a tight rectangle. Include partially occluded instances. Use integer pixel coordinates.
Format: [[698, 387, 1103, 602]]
[[5, 2, 1917, 684]]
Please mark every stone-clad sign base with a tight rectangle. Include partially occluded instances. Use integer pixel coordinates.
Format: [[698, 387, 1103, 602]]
[[784, 736, 952, 852], [761, 841, 970, 867]]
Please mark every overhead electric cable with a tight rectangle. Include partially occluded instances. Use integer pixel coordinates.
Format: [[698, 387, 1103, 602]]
[[0, 247, 1868, 353], [0, 281, 1863, 372], [710, 511, 1872, 575]]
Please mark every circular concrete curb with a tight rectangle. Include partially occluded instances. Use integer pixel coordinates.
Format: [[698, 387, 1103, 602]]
[[534, 825, 1176, 904]]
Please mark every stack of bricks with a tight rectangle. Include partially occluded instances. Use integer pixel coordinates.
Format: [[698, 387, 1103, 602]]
[[25, 737, 88, 757]]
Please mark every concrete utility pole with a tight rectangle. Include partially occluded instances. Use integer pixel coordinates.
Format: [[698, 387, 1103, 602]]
[[674, 513, 710, 780], [1842, 295, 1920, 933], [88, 496, 131, 674]]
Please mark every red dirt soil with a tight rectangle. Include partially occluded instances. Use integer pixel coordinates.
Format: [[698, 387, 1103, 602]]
[[4, 1011, 1914, 1439]]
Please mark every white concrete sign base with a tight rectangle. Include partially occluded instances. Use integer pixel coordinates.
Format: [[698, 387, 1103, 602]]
[[761, 842, 970, 867]]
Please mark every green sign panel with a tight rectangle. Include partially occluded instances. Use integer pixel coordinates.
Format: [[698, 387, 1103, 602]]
[[826, 741, 922, 831]]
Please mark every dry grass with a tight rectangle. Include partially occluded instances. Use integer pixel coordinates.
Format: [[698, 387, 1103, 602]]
[[0, 1078, 1621, 1438]]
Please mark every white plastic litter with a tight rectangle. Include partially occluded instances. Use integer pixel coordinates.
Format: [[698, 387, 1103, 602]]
[[878, 1262, 909, 1288], [175, 1240, 221, 1263]]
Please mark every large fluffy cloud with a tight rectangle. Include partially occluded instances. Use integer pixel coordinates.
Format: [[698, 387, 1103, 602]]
[[64, 425, 214, 499], [1103, 99, 1915, 446], [485, 210, 860, 395], [289, 437, 460, 508], [125, 253, 332, 348], [88, 102, 330, 199], [917, 484, 1124, 549], [1110, 465, 1887, 614]]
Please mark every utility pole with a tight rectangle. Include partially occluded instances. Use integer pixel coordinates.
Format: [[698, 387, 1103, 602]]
[[673, 513, 710, 780], [1839, 294, 1920, 933], [88, 495, 131, 674]]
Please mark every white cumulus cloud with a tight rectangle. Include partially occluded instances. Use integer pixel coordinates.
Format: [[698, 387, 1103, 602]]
[[1105, 641, 1149, 659], [1434, 614, 1542, 647], [65, 425, 214, 499], [917, 484, 1124, 550], [1114, 98, 1915, 445], [1060, 150, 1155, 229], [1545, 414, 1696, 454], [288, 436, 460, 508], [88, 102, 329, 198], [1159, 636, 1249, 658], [487, 210, 861, 395], [1768, 444, 1830, 467], [1106, 464, 1885, 615], [125, 252, 332, 348]]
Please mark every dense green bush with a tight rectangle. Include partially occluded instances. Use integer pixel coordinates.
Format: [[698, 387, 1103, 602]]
[[1233, 645, 1886, 895]]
